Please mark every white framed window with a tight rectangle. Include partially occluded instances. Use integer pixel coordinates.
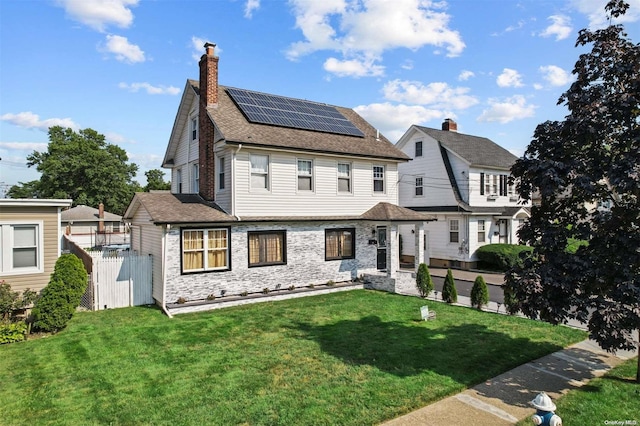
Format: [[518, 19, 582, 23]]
[[297, 159, 313, 191], [176, 168, 182, 193], [191, 116, 198, 141], [218, 157, 225, 190], [250, 154, 269, 190], [415, 177, 424, 196], [192, 164, 199, 193], [337, 163, 351, 193], [492, 175, 498, 195], [182, 228, 230, 273], [415, 141, 423, 157], [373, 165, 385, 193], [478, 220, 486, 243], [0, 222, 44, 275], [449, 219, 459, 243]]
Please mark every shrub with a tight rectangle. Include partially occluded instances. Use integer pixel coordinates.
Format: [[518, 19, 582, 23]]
[[470, 275, 489, 309], [0, 321, 29, 344], [31, 254, 88, 333], [0, 281, 37, 321], [503, 286, 519, 315], [476, 244, 533, 271], [416, 263, 433, 298], [326, 280, 335, 286], [442, 269, 458, 303]]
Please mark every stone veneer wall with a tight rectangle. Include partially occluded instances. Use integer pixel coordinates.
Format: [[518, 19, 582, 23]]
[[165, 221, 379, 303], [363, 270, 416, 295]]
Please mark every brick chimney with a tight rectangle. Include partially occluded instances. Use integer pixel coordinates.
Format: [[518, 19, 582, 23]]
[[98, 202, 105, 233], [198, 42, 218, 201], [442, 118, 458, 132]]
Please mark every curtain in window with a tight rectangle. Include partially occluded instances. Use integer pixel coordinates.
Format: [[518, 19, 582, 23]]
[[183, 230, 204, 270], [249, 232, 283, 265], [326, 232, 339, 258], [207, 229, 227, 268], [341, 231, 353, 257]]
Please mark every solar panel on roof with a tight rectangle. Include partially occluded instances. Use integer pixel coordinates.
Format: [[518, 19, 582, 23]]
[[226, 87, 364, 137]]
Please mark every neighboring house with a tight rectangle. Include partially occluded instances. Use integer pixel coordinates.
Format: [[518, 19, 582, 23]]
[[0, 198, 72, 293], [123, 43, 432, 313], [396, 120, 531, 269], [61, 203, 127, 248]]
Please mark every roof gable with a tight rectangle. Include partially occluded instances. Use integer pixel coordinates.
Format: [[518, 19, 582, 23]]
[[415, 126, 517, 169], [162, 80, 199, 168], [124, 192, 236, 225]]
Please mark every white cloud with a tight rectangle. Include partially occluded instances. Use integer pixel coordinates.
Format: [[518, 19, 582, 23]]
[[56, 0, 139, 32], [496, 68, 524, 88], [539, 15, 572, 40], [190, 36, 219, 62], [323, 56, 385, 77], [354, 102, 446, 142], [539, 65, 573, 87], [382, 79, 478, 110], [477, 95, 537, 123], [286, 0, 465, 77], [0, 142, 49, 151], [458, 70, 475, 81], [0, 112, 80, 131], [127, 152, 163, 170], [244, 0, 260, 18], [571, 0, 640, 29], [401, 59, 414, 70], [103, 34, 145, 63], [118, 82, 181, 95]]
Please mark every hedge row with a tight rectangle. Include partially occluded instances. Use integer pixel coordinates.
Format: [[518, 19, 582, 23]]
[[476, 244, 533, 271]]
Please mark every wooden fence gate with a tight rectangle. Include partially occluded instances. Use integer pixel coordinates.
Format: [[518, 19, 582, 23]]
[[92, 254, 153, 310]]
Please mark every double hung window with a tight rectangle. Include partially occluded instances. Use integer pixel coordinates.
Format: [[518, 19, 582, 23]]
[[250, 154, 269, 189], [449, 220, 459, 243], [297, 159, 313, 191], [338, 163, 351, 193], [373, 165, 385, 193]]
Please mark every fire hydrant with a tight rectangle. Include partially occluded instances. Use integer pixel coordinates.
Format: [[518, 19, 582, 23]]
[[530, 392, 562, 426]]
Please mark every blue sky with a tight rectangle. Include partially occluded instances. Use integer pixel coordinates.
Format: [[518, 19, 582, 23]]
[[1, 0, 639, 191]]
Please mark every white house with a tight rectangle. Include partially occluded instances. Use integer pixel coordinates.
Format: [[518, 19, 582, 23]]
[[396, 120, 530, 269], [123, 43, 432, 314]]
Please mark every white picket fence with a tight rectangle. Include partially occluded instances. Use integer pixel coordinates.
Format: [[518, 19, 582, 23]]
[[90, 252, 153, 310]]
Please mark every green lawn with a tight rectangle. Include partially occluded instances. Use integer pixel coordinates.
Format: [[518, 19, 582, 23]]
[[516, 357, 639, 426], [1, 290, 586, 425]]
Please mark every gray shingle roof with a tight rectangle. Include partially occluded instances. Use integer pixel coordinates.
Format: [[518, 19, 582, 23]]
[[416, 125, 518, 169], [189, 81, 410, 161], [61, 205, 122, 222], [125, 192, 236, 224]]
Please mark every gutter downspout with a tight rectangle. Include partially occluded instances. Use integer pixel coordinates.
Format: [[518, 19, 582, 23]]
[[233, 143, 242, 221], [161, 223, 173, 318]]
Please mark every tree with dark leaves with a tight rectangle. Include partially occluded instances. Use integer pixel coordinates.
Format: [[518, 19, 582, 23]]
[[9, 126, 141, 215], [505, 0, 639, 381]]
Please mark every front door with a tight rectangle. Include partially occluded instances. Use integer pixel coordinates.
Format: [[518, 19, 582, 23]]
[[377, 226, 387, 270], [499, 220, 508, 243]]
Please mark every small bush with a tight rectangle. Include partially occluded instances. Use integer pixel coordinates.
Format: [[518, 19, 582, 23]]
[[52, 254, 87, 300], [288, 285, 295, 291], [503, 286, 519, 315], [262, 288, 270, 294], [470, 275, 489, 309], [177, 297, 187, 304], [0, 281, 37, 321], [476, 244, 533, 271], [206, 294, 216, 301], [326, 280, 335, 286], [0, 321, 28, 344], [416, 263, 434, 298], [240, 291, 248, 297], [442, 269, 458, 304]]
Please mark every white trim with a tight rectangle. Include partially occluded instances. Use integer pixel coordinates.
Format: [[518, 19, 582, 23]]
[[0, 199, 72, 208], [0, 220, 45, 275]]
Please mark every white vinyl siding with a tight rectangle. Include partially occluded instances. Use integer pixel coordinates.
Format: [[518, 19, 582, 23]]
[[234, 152, 399, 217]]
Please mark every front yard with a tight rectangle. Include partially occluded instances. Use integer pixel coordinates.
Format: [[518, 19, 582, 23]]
[[0, 290, 586, 425]]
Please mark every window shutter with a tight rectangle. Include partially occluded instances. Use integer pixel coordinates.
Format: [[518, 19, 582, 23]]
[[480, 173, 485, 195]]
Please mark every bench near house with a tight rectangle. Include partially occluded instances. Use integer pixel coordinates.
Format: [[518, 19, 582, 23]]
[[123, 43, 434, 314]]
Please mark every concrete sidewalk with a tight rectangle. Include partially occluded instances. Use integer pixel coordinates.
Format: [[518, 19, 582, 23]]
[[381, 339, 636, 426]]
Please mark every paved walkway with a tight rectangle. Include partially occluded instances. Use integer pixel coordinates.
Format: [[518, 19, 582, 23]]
[[382, 267, 638, 425]]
